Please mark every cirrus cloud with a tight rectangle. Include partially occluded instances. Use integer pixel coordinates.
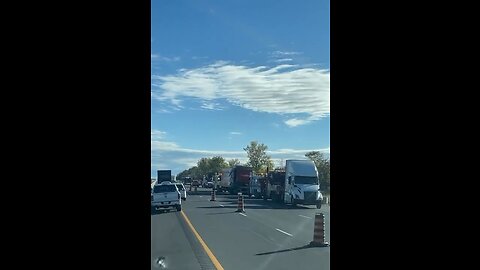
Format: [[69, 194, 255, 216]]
[[152, 61, 329, 127]]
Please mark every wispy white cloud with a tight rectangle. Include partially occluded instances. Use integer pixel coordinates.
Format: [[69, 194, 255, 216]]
[[155, 109, 172, 114], [151, 54, 181, 62], [152, 61, 329, 127], [285, 118, 311, 127], [151, 130, 167, 140], [201, 101, 223, 110], [271, 51, 302, 56], [273, 58, 293, 63], [229, 131, 242, 135]]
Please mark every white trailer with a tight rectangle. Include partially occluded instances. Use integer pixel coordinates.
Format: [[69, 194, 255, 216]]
[[218, 168, 232, 192]]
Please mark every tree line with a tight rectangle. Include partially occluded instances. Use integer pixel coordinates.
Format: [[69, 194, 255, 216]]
[[176, 141, 330, 189]]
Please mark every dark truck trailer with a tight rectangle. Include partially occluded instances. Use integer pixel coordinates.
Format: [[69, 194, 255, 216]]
[[157, 170, 172, 184], [261, 170, 286, 202], [228, 166, 252, 195]]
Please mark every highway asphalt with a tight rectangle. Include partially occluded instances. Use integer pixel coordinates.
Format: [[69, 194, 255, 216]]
[[151, 190, 330, 270]]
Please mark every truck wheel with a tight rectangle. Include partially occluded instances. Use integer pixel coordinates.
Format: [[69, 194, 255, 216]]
[[316, 202, 322, 209], [177, 205, 182, 212]]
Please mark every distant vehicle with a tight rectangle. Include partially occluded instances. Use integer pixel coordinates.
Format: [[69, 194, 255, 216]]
[[183, 177, 192, 184], [206, 181, 214, 188], [249, 175, 261, 198], [151, 183, 182, 212], [284, 160, 323, 209], [175, 183, 187, 201], [191, 180, 200, 187], [159, 181, 172, 185], [157, 170, 172, 183], [261, 169, 285, 202], [229, 166, 253, 195], [218, 168, 233, 193]]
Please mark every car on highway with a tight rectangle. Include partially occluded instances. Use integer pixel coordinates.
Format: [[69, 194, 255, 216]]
[[191, 180, 200, 187], [175, 183, 187, 201], [159, 181, 172, 185], [151, 183, 182, 213]]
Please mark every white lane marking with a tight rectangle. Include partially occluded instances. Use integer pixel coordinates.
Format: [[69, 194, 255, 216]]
[[219, 204, 224, 207], [199, 196, 203, 197], [239, 213, 247, 217], [299, 215, 312, 219], [275, 228, 293, 237]]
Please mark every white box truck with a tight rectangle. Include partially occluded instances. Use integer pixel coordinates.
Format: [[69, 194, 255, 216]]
[[218, 168, 232, 193]]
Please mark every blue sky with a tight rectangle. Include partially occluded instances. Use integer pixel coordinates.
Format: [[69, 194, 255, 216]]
[[151, 0, 330, 177]]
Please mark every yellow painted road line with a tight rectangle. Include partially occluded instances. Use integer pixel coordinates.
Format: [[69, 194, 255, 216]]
[[180, 211, 225, 270]]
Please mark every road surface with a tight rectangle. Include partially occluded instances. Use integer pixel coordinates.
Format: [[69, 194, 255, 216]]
[[151, 190, 330, 270]]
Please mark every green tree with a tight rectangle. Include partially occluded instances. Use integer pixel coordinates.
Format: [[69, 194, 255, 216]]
[[243, 141, 274, 174], [197, 158, 210, 178], [227, 158, 241, 167], [177, 166, 200, 181], [305, 151, 330, 189], [209, 156, 228, 174]]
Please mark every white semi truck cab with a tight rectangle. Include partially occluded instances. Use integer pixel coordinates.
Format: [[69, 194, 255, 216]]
[[284, 159, 323, 209]]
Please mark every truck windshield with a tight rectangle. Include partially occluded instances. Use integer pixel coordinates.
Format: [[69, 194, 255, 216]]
[[295, 176, 318, 185], [154, 185, 176, 193]]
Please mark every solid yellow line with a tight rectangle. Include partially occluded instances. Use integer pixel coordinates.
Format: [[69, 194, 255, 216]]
[[180, 211, 225, 270]]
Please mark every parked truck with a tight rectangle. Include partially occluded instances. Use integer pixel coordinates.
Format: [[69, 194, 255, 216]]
[[218, 168, 232, 193], [228, 165, 253, 195], [157, 170, 172, 184], [248, 175, 262, 198], [283, 160, 323, 209], [260, 169, 286, 202]]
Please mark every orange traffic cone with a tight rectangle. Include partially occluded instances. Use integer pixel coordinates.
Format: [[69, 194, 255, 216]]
[[236, 192, 245, 212], [310, 213, 329, 247], [210, 189, 216, 201]]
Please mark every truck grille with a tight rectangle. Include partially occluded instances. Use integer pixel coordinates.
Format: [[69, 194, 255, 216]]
[[304, 191, 317, 203]]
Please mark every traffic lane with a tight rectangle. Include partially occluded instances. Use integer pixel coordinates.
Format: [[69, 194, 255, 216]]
[[213, 195, 330, 256], [212, 196, 330, 244], [151, 209, 205, 270], [185, 195, 329, 270], [184, 195, 330, 270], [186, 186, 214, 196], [211, 195, 330, 238]]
